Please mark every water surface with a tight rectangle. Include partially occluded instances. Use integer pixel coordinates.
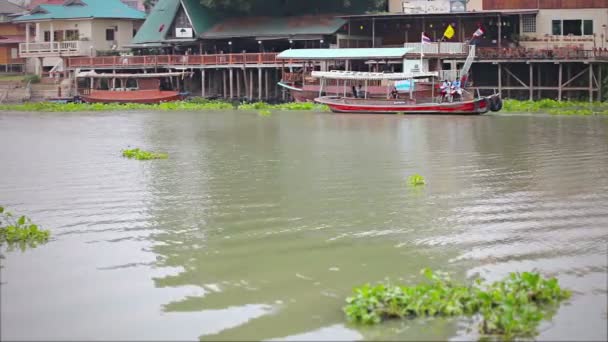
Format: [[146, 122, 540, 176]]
[[1, 110, 607, 340]]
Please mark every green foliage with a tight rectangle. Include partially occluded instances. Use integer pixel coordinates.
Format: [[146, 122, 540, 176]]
[[122, 148, 168, 160], [502, 99, 608, 115], [0, 206, 50, 248], [407, 174, 426, 186], [0, 100, 329, 112], [23, 74, 41, 84], [258, 109, 271, 116], [198, 0, 385, 15], [238, 101, 329, 111], [344, 269, 571, 340]]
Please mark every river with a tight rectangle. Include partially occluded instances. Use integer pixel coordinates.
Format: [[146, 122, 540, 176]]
[[1, 110, 607, 341]]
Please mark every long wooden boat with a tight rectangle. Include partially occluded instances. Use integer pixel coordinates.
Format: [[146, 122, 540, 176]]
[[315, 95, 500, 115], [76, 71, 189, 104]]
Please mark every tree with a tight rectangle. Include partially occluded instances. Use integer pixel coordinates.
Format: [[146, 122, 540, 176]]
[[199, 0, 386, 14]]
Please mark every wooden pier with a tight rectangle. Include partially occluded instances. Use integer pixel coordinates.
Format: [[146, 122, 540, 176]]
[[62, 47, 608, 102]]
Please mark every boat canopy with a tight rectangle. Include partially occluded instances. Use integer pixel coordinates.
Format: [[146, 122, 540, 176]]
[[76, 71, 192, 79], [311, 70, 439, 80], [276, 48, 414, 60]]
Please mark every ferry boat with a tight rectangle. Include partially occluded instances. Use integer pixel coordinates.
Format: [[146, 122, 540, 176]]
[[312, 70, 502, 115]]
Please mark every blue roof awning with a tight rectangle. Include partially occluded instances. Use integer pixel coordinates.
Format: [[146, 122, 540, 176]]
[[276, 48, 414, 60]]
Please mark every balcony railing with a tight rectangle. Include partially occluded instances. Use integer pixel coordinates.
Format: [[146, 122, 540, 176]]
[[67, 53, 286, 68], [19, 41, 83, 57]]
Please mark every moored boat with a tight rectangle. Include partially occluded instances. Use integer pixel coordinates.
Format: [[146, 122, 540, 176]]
[[315, 95, 496, 115], [76, 71, 189, 104], [312, 70, 502, 115]]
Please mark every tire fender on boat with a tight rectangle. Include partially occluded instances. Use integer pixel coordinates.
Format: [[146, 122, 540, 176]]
[[490, 96, 503, 112]]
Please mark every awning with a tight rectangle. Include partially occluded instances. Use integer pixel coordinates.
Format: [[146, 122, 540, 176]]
[[277, 48, 414, 60], [312, 70, 439, 80], [340, 9, 539, 20]]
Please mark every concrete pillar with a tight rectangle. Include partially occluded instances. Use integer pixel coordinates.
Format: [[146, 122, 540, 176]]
[[50, 22, 54, 52], [236, 68, 241, 99], [258, 67, 262, 100], [599, 64, 603, 102], [589, 63, 593, 103], [223, 70, 227, 98], [25, 23, 30, 53], [558, 63, 562, 101], [249, 69, 253, 100], [529, 63, 533, 101], [201, 69, 206, 97], [265, 68, 269, 100], [229, 68, 234, 99], [498, 63, 502, 98]]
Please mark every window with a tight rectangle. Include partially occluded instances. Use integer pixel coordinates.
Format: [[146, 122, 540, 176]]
[[53, 30, 63, 41], [522, 15, 536, 33], [583, 20, 593, 35], [563, 20, 582, 35], [43, 31, 51, 42], [65, 29, 79, 40], [105, 28, 115, 41]]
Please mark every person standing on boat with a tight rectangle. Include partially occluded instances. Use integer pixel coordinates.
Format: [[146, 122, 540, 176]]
[[356, 84, 364, 98], [440, 80, 450, 102]]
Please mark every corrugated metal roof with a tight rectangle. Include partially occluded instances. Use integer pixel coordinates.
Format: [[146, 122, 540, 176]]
[[131, 0, 180, 44], [0, 1, 25, 14], [277, 48, 413, 60], [201, 15, 346, 39], [13, 0, 145, 21], [131, 0, 220, 45]]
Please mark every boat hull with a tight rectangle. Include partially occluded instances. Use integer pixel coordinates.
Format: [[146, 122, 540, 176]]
[[314, 96, 494, 115], [81, 90, 183, 104]]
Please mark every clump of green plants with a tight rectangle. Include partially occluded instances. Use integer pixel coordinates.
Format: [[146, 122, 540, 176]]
[[407, 174, 426, 186], [238, 101, 329, 112], [0, 206, 50, 248], [122, 148, 168, 160], [502, 99, 608, 116], [258, 109, 272, 116], [344, 268, 571, 340]]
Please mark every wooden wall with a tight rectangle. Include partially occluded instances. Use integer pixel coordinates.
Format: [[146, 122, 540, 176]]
[[483, 0, 608, 9]]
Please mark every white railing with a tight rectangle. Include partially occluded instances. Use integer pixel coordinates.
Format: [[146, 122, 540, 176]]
[[403, 42, 468, 55], [19, 41, 82, 57]]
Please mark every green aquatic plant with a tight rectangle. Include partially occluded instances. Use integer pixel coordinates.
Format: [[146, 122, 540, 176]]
[[502, 99, 608, 115], [407, 174, 426, 186], [344, 268, 571, 340], [258, 109, 272, 116], [0, 206, 50, 247], [122, 148, 168, 160], [0, 100, 330, 112], [238, 101, 329, 112]]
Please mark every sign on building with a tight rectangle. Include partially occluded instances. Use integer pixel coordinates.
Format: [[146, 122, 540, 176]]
[[175, 27, 193, 38], [402, 0, 466, 14]]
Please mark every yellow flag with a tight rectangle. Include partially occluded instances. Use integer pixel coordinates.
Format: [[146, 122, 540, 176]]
[[443, 24, 455, 39]]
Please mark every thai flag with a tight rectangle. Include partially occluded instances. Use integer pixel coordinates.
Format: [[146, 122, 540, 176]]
[[472, 27, 485, 38], [421, 32, 432, 44]]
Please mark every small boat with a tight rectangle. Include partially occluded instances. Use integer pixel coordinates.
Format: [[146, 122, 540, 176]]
[[76, 71, 190, 104]]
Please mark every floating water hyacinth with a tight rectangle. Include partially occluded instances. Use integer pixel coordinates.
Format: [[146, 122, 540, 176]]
[[344, 268, 571, 340], [0, 206, 50, 247], [122, 148, 168, 160], [407, 174, 426, 186]]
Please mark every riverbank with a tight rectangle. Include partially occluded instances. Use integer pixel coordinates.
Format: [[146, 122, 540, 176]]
[[0, 99, 329, 113], [1, 98, 606, 115]]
